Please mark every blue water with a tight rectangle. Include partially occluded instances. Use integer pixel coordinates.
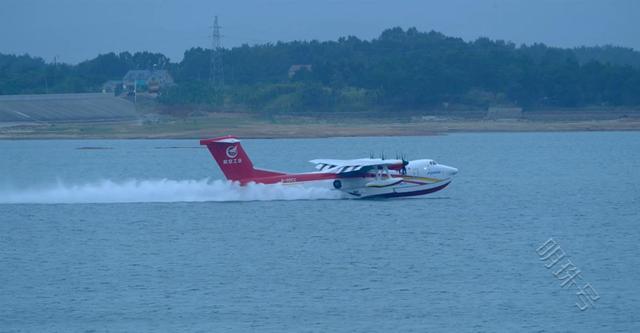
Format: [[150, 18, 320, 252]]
[[1, 133, 639, 332]]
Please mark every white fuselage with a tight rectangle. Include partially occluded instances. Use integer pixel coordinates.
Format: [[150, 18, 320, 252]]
[[335, 159, 458, 198], [289, 159, 458, 199]]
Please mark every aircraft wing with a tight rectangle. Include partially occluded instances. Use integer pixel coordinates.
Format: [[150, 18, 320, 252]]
[[309, 158, 406, 175]]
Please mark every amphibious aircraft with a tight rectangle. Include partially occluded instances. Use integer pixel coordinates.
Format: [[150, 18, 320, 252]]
[[200, 136, 457, 198]]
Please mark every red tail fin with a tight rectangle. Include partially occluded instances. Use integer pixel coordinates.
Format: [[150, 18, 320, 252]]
[[200, 136, 284, 182]]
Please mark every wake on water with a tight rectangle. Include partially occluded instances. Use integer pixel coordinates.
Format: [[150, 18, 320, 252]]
[[0, 178, 343, 204]]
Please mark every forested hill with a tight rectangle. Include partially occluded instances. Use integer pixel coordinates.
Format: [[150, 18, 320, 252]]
[[573, 45, 640, 69], [2, 27, 640, 112]]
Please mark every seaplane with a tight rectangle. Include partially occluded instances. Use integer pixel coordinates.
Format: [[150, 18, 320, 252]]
[[200, 136, 458, 199]]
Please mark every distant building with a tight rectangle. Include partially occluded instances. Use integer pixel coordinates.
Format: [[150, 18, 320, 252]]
[[288, 64, 313, 79], [101, 80, 122, 94], [122, 70, 174, 93]]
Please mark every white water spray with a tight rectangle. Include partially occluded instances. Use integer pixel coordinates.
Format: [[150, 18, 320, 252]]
[[0, 178, 342, 204]]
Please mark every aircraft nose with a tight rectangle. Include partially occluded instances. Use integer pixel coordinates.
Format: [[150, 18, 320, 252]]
[[445, 165, 458, 177]]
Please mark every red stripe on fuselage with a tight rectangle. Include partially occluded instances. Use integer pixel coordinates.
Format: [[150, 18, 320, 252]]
[[240, 171, 433, 186], [239, 171, 338, 185]]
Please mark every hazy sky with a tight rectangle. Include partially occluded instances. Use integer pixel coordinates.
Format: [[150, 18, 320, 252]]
[[1, 0, 638, 64]]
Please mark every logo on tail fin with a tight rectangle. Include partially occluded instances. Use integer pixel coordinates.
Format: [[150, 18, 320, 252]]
[[224, 145, 242, 165], [226, 145, 238, 158]]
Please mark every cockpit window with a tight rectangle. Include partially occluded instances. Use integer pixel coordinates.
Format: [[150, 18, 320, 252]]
[[429, 161, 437, 165]]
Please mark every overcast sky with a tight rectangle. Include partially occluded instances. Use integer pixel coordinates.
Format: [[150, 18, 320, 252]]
[[1, 0, 638, 64]]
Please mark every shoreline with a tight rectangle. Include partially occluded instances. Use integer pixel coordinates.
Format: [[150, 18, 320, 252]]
[[1, 117, 640, 139]]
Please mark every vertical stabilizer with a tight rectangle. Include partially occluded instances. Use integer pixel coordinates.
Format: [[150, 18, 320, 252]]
[[200, 136, 284, 182]]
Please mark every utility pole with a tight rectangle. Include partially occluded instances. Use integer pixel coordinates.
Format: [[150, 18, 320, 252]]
[[52, 56, 56, 93], [210, 16, 224, 94]]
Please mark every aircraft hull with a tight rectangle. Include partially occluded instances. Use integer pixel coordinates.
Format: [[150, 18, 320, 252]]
[[282, 175, 452, 199]]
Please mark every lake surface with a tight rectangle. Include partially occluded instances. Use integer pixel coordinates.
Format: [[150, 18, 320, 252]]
[[1, 133, 639, 332]]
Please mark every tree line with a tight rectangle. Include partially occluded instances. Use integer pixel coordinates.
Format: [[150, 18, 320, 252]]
[[1, 27, 640, 112]]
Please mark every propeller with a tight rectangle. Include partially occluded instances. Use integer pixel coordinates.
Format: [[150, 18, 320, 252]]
[[397, 152, 409, 175]]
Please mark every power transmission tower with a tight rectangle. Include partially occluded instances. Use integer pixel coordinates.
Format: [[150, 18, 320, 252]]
[[210, 16, 224, 93]]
